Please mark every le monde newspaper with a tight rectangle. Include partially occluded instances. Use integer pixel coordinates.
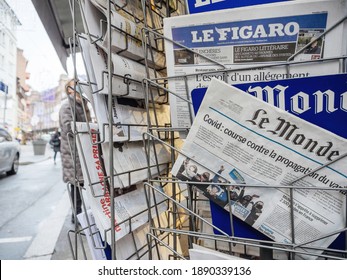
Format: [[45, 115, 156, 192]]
[[172, 78, 347, 259]]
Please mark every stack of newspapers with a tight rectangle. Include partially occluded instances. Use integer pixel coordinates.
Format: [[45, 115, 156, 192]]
[[164, 0, 347, 137], [165, 0, 347, 259], [73, 0, 185, 259]]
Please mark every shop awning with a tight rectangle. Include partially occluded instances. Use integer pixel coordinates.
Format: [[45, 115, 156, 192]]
[[31, 0, 84, 71]]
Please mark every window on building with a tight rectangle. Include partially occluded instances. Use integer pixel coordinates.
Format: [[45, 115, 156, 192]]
[[0, 31, 5, 46], [0, 4, 4, 20], [9, 40, 14, 55], [9, 62, 14, 76], [0, 54, 5, 69]]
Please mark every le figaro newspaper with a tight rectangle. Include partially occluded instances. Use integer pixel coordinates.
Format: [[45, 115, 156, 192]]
[[164, 0, 347, 136], [171, 78, 347, 259]]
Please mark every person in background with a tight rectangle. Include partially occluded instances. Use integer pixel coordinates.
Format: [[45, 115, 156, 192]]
[[244, 201, 264, 226], [49, 129, 61, 164], [304, 36, 322, 54], [59, 79, 91, 224]]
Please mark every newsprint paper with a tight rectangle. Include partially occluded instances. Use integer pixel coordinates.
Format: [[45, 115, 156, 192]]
[[164, 0, 347, 136], [171, 78, 347, 259], [75, 122, 167, 243]]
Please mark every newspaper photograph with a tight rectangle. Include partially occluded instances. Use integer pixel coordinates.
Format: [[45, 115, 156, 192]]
[[75, 122, 168, 242], [171, 78, 347, 258], [164, 0, 347, 135]]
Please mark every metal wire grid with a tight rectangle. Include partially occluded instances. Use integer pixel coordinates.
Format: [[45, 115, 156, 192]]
[[66, 0, 347, 260], [65, 0, 187, 260], [140, 11, 347, 260]]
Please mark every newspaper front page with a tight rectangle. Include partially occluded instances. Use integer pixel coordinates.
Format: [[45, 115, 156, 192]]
[[171, 78, 347, 258], [164, 0, 347, 136]]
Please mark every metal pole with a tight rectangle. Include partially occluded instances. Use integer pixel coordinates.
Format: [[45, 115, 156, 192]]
[[2, 92, 7, 127], [71, 0, 78, 260], [107, 0, 116, 260]]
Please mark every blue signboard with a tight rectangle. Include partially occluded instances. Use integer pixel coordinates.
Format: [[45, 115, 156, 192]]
[[41, 88, 56, 102], [186, 0, 290, 14], [191, 73, 347, 251], [0, 81, 8, 94], [191, 73, 347, 139], [172, 13, 327, 49]]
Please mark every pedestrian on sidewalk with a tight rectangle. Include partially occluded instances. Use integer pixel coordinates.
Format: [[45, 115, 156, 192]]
[[59, 79, 91, 224], [49, 129, 61, 164]]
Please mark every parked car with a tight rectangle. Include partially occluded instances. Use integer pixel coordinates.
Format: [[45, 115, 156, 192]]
[[0, 127, 20, 176]]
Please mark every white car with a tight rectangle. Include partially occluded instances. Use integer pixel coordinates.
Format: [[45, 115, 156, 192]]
[[0, 127, 20, 175]]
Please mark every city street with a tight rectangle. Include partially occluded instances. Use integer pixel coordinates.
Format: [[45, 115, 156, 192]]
[[0, 144, 71, 260]]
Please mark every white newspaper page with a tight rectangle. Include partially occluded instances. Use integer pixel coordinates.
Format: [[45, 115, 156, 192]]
[[79, 38, 127, 142], [80, 0, 166, 69], [80, 37, 166, 143], [91, 92, 148, 143], [102, 140, 171, 187], [171, 78, 347, 259], [90, 0, 165, 29], [77, 210, 108, 260], [164, 0, 347, 135], [87, 40, 165, 101], [189, 243, 246, 260], [75, 122, 167, 243]]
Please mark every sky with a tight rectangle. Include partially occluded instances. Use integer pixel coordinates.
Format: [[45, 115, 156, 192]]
[[7, 0, 84, 92]]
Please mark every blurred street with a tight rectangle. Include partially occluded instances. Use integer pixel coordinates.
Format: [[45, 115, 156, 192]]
[[0, 143, 73, 260]]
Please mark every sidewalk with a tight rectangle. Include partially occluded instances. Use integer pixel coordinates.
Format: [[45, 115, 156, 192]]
[[18, 143, 83, 260]]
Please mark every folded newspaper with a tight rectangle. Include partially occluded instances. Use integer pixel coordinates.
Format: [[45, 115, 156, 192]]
[[79, 35, 170, 143], [77, 210, 109, 260], [90, 0, 164, 29], [189, 243, 245, 260], [88, 41, 165, 101], [78, 29, 165, 101], [78, 210, 178, 259], [164, 0, 347, 136], [75, 122, 168, 242], [102, 140, 171, 188], [171, 78, 347, 259], [79, 84, 170, 143], [90, 0, 185, 25], [80, 0, 166, 69]]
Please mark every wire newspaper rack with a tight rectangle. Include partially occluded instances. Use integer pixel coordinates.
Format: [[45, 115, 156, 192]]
[[65, 0, 188, 260], [66, 0, 347, 260]]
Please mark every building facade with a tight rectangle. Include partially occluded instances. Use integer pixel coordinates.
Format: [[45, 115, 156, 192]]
[[0, 0, 20, 135], [16, 48, 30, 142], [28, 74, 68, 138]]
